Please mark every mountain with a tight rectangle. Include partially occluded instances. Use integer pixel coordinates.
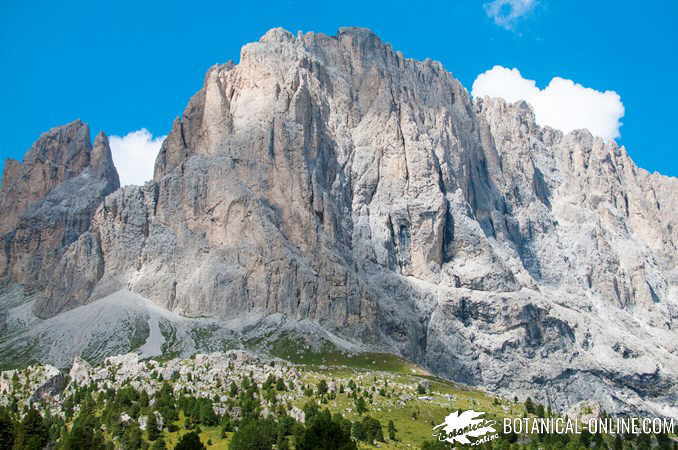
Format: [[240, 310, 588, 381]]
[[0, 27, 676, 418]]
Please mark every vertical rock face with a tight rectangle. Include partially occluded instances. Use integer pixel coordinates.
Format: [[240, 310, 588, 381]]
[[1, 28, 677, 416], [0, 120, 92, 234], [476, 98, 677, 310], [0, 121, 120, 306]]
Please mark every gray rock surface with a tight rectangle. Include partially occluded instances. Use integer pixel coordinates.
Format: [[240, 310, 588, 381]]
[[0, 27, 676, 417], [0, 123, 120, 315], [0, 120, 93, 234]]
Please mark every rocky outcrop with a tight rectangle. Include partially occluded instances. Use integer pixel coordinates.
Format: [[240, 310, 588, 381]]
[[0, 122, 119, 309], [1, 28, 676, 416], [0, 120, 92, 234], [68, 356, 92, 385]]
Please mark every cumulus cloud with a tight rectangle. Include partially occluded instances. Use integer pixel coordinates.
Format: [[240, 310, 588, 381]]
[[108, 129, 166, 186], [472, 66, 625, 140], [484, 0, 537, 30]]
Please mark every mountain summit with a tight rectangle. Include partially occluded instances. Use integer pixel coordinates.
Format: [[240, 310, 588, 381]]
[[1, 27, 676, 417]]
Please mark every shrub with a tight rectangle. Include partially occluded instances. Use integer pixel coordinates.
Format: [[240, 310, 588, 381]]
[[175, 431, 206, 450]]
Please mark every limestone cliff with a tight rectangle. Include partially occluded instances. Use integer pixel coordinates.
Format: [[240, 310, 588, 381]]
[[0, 121, 120, 304]]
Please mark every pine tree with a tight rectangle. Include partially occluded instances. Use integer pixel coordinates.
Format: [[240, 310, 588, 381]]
[[361, 416, 384, 443], [11, 373, 19, 390], [263, 374, 276, 391], [524, 397, 536, 414], [151, 437, 168, 450], [535, 404, 545, 417], [276, 415, 296, 438], [613, 434, 623, 450], [13, 407, 49, 450], [296, 410, 356, 450], [0, 407, 14, 450], [420, 439, 449, 450], [62, 412, 105, 450], [228, 419, 276, 450], [220, 415, 233, 436], [351, 421, 367, 442], [276, 434, 290, 450], [303, 401, 320, 424], [198, 399, 218, 426], [147, 412, 160, 441], [387, 419, 397, 441], [579, 427, 592, 448], [636, 432, 652, 450], [140, 390, 150, 408], [122, 423, 144, 450], [175, 431, 206, 450], [655, 433, 673, 450], [354, 396, 367, 415], [317, 379, 328, 396]]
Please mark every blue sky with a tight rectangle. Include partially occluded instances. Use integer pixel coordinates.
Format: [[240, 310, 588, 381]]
[[1, 0, 677, 180]]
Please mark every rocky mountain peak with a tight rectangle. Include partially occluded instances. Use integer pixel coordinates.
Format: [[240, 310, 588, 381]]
[[90, 131, 120, 187], [259, 27, 295, 43], [0, 120, 94, 234], [23, 119, 91, 167], [0, 120, 119, 299]]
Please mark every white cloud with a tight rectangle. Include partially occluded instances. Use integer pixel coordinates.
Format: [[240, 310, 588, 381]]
[[472, 66, 538, 103], [484, 0, 537, 30], [108, 129, 166, 186], [472, 66, 625, 140]]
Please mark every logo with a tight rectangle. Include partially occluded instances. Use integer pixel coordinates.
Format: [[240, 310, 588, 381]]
[[433, 410, 498, 445]]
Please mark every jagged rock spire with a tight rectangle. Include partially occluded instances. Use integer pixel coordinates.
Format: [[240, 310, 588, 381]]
[[0, 119, 120, 298]]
